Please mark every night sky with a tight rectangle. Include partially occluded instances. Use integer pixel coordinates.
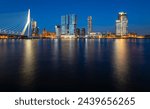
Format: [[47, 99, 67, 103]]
[[0, 0, 150, 35]]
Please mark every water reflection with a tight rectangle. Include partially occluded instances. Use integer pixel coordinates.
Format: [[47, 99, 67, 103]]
[[68, 40, 75, 64], [0, 39, 150, 91], [113, 39, 130, 91], [84, 39, 90, 61], [84, 39, 95, 64], [19, 40, 37, 90], [52, 39, 59, 67]]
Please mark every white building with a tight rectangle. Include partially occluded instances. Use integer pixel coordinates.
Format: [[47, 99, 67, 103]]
[[55, 25, 61, 38], [116, 12, 128, 36], [88, 16, 92, 36]]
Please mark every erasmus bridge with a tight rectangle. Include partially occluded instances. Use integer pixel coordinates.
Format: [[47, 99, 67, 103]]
[[0, 9, 31, 38]]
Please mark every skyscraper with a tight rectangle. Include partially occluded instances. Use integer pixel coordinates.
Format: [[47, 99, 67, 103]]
[[31, 21, 39, 36], [61, 15, 69, 35], [32, 21, 37, 29], [69, 14, 77, 35], [116, 12, 128, 36], [61, 14, 77, 35], [88, 16, 92, 36]]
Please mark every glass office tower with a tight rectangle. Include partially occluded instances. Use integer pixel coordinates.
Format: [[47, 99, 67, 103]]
[[88, 16, 92, 36], [69, 14, 77, 35], [61, 14, 77, 35], [116, 12, 128, 36]]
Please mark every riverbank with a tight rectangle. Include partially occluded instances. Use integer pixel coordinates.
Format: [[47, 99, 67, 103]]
[[0, 37, 150, 40]]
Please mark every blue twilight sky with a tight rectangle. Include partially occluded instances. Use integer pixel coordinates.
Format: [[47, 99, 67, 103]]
[[0, 0, 150, 35]]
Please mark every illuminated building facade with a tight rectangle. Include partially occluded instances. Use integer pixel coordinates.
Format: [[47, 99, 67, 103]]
[[69, 14, 77, 35], [88, 16, 92, 36], [55, 25, 61, 38], [41, 28, 56, 38], [31, 21, 39, 36], [61, 15, 69, 35], [116, 12, 128, 36], [61, 14, 77, 35]]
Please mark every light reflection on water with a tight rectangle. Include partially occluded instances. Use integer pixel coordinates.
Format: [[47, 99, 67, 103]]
[[113, 39, 129, 91], [0, 39, 150, 91], [19, 40, 37, 90]]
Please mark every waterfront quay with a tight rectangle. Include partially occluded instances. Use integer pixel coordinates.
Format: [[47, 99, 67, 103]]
[[0, 34, 146, 39]]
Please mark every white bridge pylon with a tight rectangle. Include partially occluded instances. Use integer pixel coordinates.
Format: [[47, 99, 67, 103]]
[[21, 9, 31, 37]]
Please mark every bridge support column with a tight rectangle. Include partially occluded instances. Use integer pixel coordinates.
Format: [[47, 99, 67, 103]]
[[27, 9, 31, 38], [21, 9, 31, 38]]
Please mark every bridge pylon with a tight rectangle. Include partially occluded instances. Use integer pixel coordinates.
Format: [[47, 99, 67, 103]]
[[21, 9, 31, 38]]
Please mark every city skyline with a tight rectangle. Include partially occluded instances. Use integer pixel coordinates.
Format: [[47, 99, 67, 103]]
[[0, 0, 150, 35]]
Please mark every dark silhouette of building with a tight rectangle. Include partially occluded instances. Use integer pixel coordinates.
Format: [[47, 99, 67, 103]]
[[81, 28, 86, 38], [76, 28, 80, 36]]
